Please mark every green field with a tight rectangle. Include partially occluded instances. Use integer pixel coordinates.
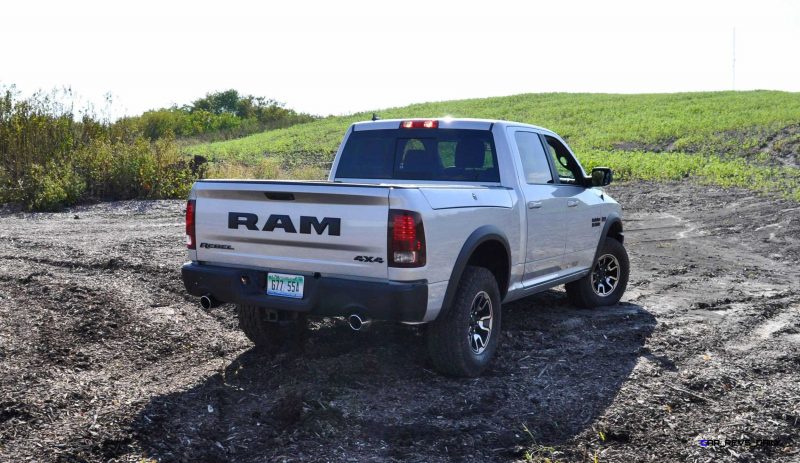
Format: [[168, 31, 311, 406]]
[[188, 91, 800, 200]]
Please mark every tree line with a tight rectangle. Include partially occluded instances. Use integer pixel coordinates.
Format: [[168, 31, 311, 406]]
[[134, 89, 315, 141]]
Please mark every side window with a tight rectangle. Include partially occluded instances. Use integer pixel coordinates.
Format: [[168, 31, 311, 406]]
[[543, 135, 581, 184], [514, 131, 553, 184]]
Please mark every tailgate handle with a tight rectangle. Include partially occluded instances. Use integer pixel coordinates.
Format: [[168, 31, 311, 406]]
[[264, 192, 295, 200]]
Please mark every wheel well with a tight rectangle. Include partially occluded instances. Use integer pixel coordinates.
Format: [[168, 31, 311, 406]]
[[608, 220, 624, 244], [467, 240, 510, 299]]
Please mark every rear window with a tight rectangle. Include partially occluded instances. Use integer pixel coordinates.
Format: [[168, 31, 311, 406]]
[[335, 129, 500, 182]]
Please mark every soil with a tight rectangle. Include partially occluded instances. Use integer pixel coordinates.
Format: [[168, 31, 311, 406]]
[[0, 181, 798, 462]]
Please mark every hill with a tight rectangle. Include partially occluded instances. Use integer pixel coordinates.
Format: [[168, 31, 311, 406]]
[[187, 91, 800, 200]]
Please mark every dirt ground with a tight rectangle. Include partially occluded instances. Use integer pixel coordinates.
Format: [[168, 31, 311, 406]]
[[0, 180, 798, 462]]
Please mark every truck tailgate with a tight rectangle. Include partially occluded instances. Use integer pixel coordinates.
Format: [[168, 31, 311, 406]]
[[193, 181, 390, 278]]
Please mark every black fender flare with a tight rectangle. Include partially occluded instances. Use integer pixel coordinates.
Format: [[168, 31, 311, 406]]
[[593, 212, 624, 263], [441, 225, 511, 315]]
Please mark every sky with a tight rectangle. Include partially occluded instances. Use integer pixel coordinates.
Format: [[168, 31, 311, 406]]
[[2, 0, 799, 118]]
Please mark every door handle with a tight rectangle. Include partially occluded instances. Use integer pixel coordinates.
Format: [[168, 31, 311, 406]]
[[567, 200, 579, 207], [527, 201, 543, 209]]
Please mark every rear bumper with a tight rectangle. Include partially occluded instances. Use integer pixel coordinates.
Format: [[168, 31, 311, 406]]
[[181, 262, 428, 322]]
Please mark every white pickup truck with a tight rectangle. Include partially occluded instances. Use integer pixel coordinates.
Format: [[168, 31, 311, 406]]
[[182, 118, 629, 376]]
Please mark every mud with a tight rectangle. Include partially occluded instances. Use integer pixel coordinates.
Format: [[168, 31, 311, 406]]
[[0, 181, 798, 462]]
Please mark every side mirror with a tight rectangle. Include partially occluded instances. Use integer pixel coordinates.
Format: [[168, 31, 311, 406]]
[[591, 167, 613, 187]]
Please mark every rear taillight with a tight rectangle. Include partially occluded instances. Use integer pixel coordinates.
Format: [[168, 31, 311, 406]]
[[388, 210, 425, 267], [400, 119, 438, 129], [186, 200, 196, 249]]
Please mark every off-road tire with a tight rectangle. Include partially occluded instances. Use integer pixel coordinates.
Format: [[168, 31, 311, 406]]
[[237, 305, 307, 354], [566, 237, 629, 308], [426, 266, 501, 377]]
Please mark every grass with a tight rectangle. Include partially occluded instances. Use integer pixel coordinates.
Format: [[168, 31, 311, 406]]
[[521, 423, 565, 463], [580, 149, 800, 201], [205, 158, 328, 181], [186, 91, 800, 199]]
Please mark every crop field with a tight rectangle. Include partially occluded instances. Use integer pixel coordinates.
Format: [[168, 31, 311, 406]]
[[190, 91, 800, 200]]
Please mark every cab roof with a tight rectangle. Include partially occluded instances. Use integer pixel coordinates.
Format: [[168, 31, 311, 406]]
[[350, 118, 555, 136]]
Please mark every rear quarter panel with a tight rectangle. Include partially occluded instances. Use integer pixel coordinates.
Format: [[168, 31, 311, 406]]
[[388, 188, 520, 321]]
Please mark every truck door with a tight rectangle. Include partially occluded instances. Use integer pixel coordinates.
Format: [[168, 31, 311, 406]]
[[508, 129, 566, 286], [541, 135, 604, 274]]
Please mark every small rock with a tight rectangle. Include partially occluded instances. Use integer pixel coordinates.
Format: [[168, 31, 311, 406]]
[[74, 215, 80, 219]]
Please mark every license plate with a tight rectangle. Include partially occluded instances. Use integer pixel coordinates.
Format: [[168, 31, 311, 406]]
[[266, 273, 304, 299]]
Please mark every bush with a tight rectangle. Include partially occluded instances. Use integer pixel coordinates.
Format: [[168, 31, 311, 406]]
[[0, 86, 321, 211], [132, 90, 316, 142], [20, 162, 85, 211], [0, 87, 197, 211]]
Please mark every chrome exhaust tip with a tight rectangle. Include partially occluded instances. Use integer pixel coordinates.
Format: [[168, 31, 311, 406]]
[[348, 314, 371, 331], [199, 294, 219, 310]]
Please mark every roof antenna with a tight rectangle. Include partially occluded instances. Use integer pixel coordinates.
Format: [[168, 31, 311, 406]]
[[371, 113, 380, 121]]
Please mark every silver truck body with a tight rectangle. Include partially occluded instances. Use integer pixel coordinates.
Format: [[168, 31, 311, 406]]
[[184, 119, 622, 323]]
